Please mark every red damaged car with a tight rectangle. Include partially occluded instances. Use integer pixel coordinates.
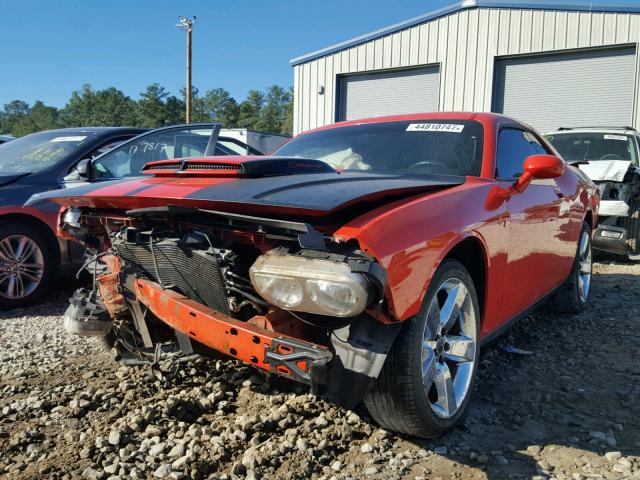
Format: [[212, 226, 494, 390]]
[[27, 112, 598, 438]]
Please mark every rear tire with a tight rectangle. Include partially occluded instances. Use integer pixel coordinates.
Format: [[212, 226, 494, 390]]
[[364, 259, 480, 438], [0, 223, 55, 310], [548, 222, 592, 313]]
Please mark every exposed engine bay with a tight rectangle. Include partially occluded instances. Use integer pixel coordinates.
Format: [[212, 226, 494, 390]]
[[62, 206, 400, 407]]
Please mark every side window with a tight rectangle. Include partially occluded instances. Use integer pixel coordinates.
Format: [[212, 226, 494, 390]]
[[496, 129, 538, 180], [92, 132, 174, 179], [524, 131, 549, 154], [92, 128, 215, 179]]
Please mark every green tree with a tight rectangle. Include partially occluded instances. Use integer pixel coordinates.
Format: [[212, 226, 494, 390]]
[[137, 83, 171, 128], [219, 98, 240, 128], [1, 100, 32, 135], [281, 88, 294, 136], [60, 84, 137, 128], [165, 95, 186, 125], [237, 90, 265, 130], [12, 101, 60, 136], [60, 84, 97, 127], [184, 86, 209, 123], [259, 85, 292, 134], [90, 88, 137, 126], [0, 83, 294, 136]]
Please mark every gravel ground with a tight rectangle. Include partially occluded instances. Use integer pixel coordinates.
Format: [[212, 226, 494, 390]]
[[1, 261, 639, 480]]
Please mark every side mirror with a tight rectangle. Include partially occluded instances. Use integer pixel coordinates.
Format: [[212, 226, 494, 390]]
[[75, 159, 91, 178], [486, 154, 565, 210], [63, 159, 91, 183], [514, 154, 565, 192]]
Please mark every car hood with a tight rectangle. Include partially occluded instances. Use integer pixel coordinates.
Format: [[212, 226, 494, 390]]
[[578, 160, 631, 182], [25, 157, 465, 217], [0, 172, 30, 187]]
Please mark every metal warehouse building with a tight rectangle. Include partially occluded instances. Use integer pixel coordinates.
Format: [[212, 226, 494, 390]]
[[290, 0, 640, 135]]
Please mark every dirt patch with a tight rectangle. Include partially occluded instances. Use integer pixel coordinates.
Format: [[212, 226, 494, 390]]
[[1, 262, 639, 479]]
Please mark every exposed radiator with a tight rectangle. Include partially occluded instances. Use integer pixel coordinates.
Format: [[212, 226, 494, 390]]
[[114, 239, 231, 316]]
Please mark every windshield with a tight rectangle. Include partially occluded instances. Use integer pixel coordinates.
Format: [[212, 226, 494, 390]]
[[544, 132, 638, 163], [273, 120, 484, 176], [0, 131, 96, 174], [92, 126, 236, 179]]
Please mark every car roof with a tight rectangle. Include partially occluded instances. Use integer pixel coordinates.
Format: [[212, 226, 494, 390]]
[[543, 127, 638, 136], [28, 127, 148, 137], [301, 112, 526, 135]]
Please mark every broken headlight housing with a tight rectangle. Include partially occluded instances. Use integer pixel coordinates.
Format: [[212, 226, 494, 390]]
[[249, 252, 374, 317], [61, 207, 83, 229]]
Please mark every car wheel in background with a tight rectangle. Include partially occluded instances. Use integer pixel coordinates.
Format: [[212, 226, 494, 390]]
[[365, 259, 480, 438], [548, 222, 592, 313], [0, 224, 54, 310]]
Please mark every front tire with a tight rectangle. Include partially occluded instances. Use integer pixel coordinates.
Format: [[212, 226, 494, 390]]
[[0, 224, 54, 310], [364, 259, 480, 438]]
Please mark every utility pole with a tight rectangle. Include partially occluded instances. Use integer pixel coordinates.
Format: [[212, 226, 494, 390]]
[[176, 16, 196, 124]]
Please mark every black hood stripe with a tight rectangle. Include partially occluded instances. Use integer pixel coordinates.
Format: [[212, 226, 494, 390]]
[[184, 172, 465, 212]]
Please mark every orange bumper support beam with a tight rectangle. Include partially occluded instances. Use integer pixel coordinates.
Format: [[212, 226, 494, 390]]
[[134, 278, 332, 383]]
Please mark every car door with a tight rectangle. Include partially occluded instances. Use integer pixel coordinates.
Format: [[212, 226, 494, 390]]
[[496, 128, 570, 321]]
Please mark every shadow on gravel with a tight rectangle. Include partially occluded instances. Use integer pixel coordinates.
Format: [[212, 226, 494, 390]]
[[390, 269, 640, 479]]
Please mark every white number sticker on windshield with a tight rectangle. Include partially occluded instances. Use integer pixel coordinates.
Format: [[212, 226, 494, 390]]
[[406, 123, 465, 133], [604, 134, 627, 141], [51, 136, 87, 143]]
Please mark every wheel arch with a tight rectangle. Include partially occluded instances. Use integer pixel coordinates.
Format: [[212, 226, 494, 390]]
[[0, 213, 62, 266], [584, 209, 594, 229], [441, 235, 488, 326]]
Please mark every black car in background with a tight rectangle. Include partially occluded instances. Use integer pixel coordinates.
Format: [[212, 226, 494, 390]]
[[0, 123, 260, 309], [0, 127, 147, 309]]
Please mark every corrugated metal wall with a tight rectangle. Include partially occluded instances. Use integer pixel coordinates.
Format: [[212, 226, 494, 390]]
[[293, 7, 640, 134], [493, 47, 636, 132]]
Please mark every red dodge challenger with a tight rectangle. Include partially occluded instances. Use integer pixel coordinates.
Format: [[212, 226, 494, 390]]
[[27, 112, 599, 438]]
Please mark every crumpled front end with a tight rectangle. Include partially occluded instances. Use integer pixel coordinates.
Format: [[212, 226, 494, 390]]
[[60, 205, 401, 408], [579, 162, 640, 256]]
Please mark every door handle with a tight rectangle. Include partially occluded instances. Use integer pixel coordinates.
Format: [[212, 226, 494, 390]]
[[555, 189, 565, 199]]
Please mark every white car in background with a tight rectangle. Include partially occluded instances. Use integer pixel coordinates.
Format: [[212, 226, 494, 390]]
[[544, 126, 640, 260]]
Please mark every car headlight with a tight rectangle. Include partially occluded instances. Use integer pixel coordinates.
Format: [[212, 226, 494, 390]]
[[251, 273, 303, 308], [249, 252, 373, 317]]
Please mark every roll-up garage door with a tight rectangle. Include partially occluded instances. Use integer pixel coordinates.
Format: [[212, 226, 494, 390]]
[[338, 66, 440, 121], [493, 47, 636, 133]]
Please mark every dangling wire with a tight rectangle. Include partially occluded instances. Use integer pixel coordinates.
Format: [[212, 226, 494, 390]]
[[148, 229, 165, 289]]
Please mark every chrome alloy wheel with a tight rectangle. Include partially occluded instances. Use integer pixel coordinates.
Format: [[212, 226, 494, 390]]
[[421, 277, 478, 419], [578, 230, 592, 303], [0, 235, 45, 300]]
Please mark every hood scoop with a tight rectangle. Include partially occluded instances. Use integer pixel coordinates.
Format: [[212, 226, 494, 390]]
[[142, 156, 336, 178]]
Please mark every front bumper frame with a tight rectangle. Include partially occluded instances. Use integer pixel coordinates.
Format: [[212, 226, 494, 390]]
[[134, 278, 333, 385]]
